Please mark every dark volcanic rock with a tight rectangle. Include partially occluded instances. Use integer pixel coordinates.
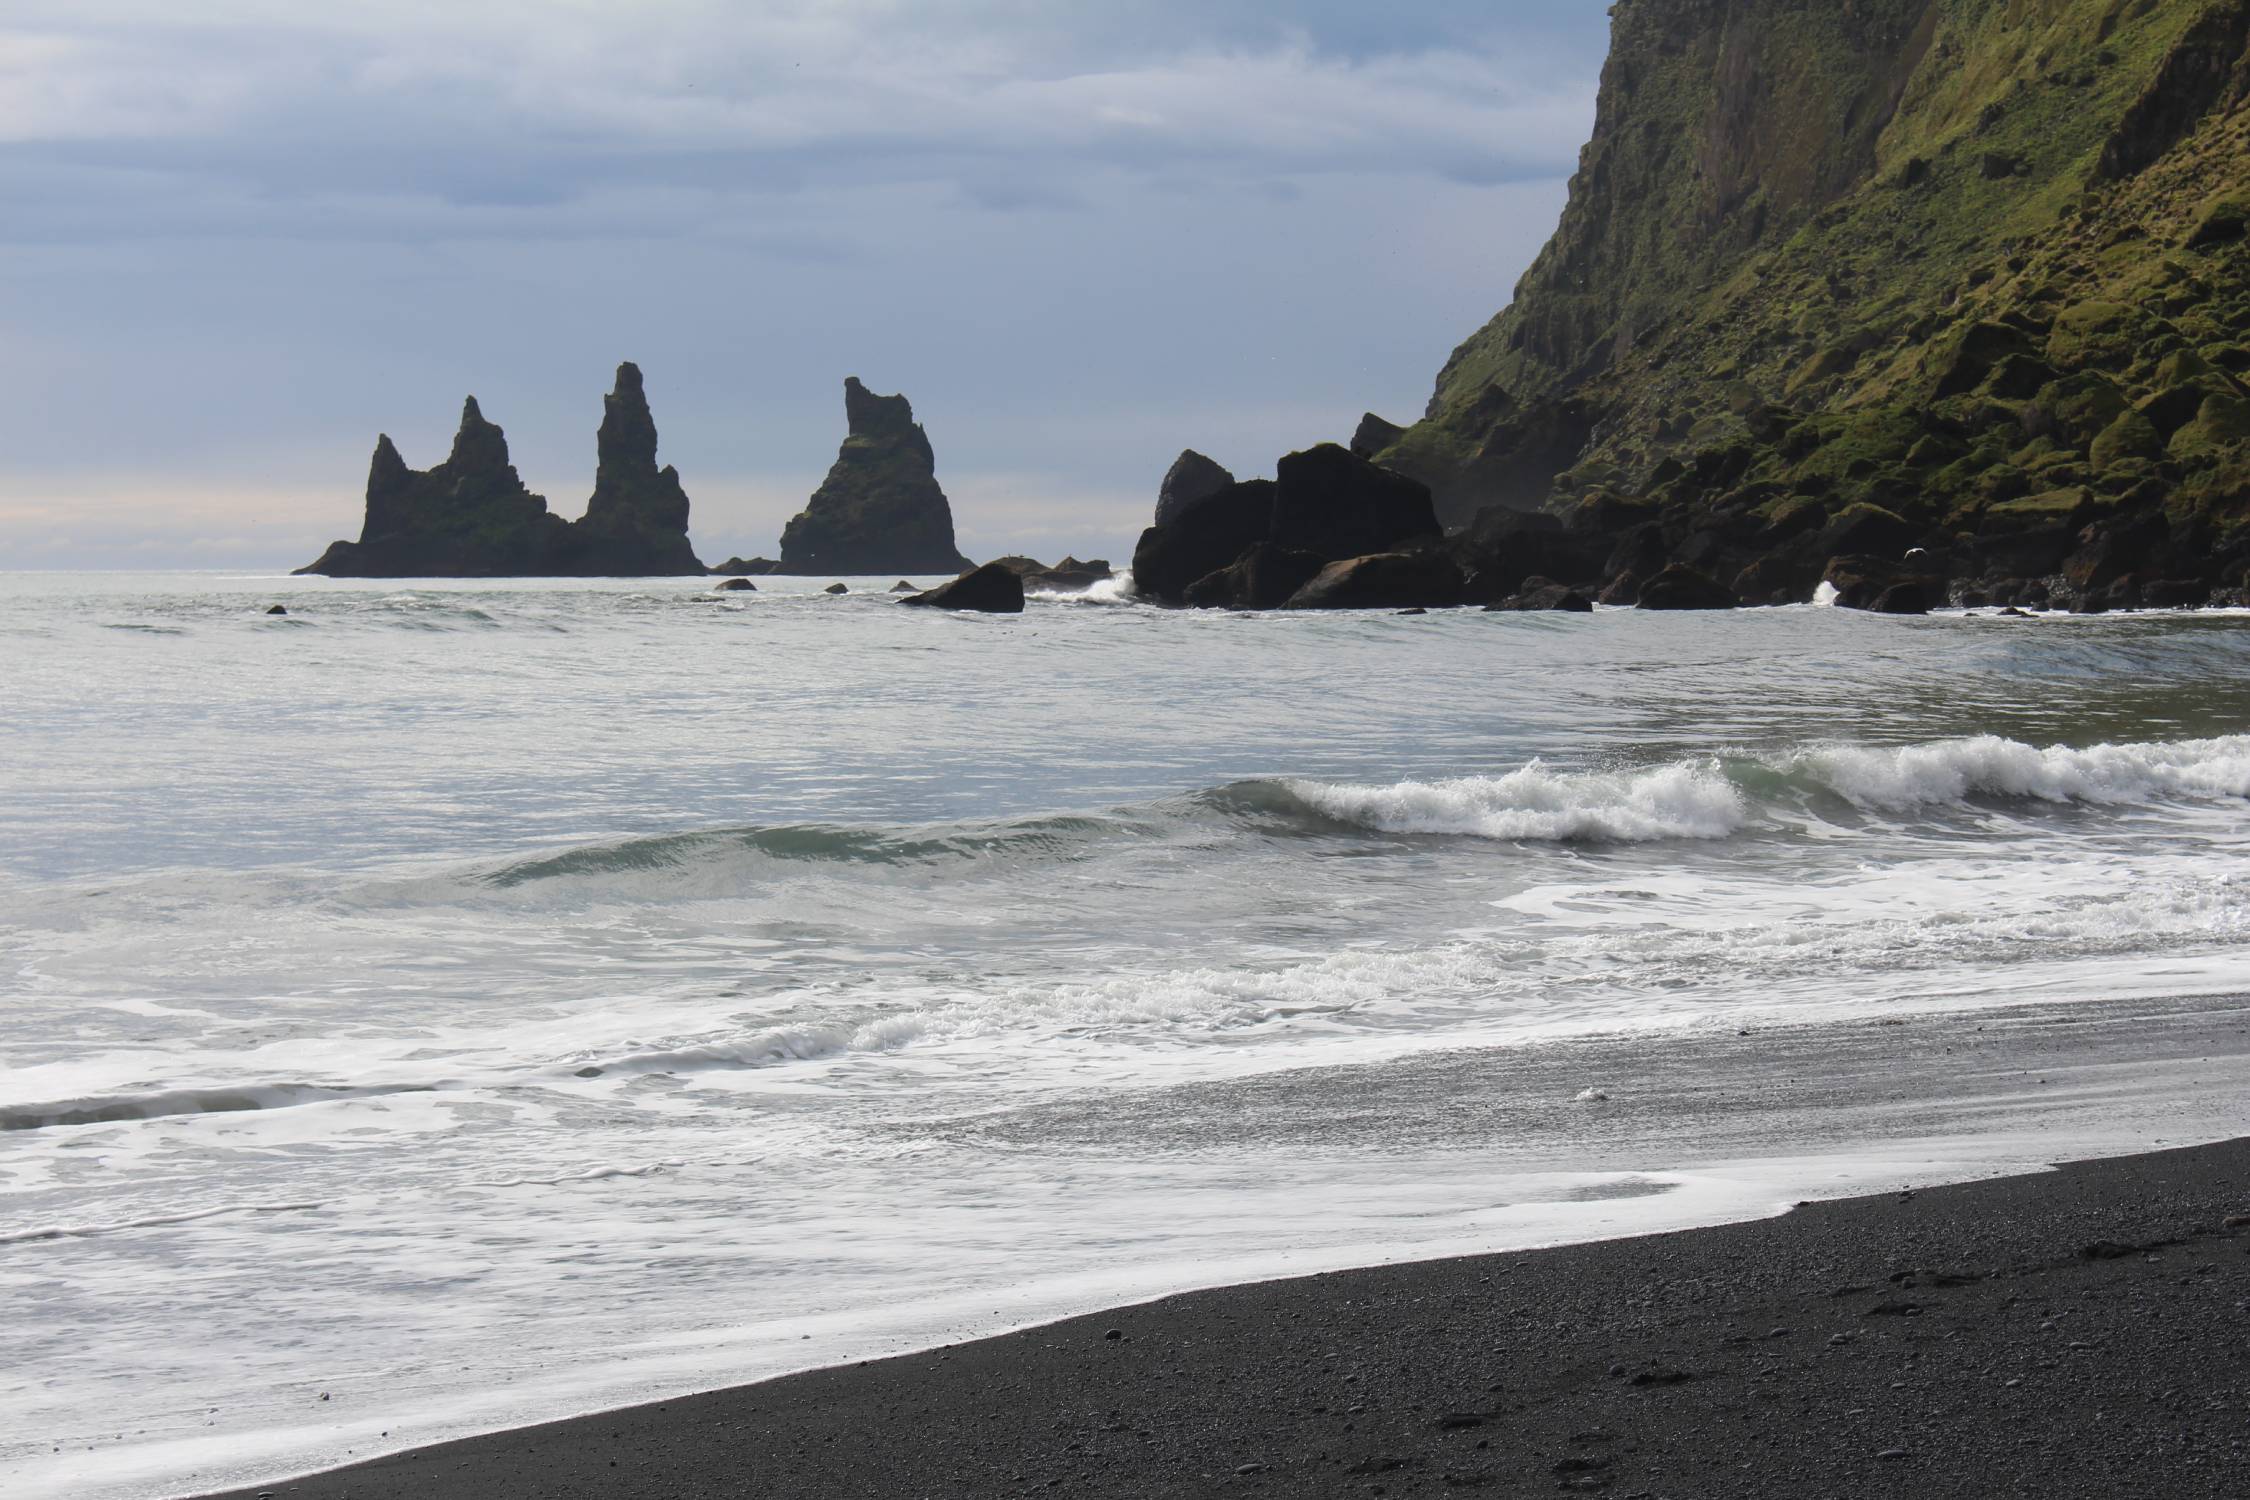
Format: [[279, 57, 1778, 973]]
[[1268, 445, 1441, 562], [1868, 582, 1932, 615], [889, 579, 917, 593], [1283, 551, 1464, 611], [1448, 507, 1605, 604], [574, 362, 704, 575], [709, 556, 784, 575], [1154, 451, 1237, 527], [778, 379, 973, 576], [300, 370, 706, 578], [1822, 554, 1948, 610], [899, 562, 1026, 613], [1131, 480, 1276, 603], [1491, 577, 1595, 612], [298, 399, 575, 577], [1598, 570, 1644, 606], [1634, 564, 1736, 610], [1350, 413, 1407, 459], [714, 578, 757, 592], [1182, 543, 1327, 610]]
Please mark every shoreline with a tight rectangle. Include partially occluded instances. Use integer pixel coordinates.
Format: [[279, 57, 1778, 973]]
[[194, 1135, 2250, 1499]]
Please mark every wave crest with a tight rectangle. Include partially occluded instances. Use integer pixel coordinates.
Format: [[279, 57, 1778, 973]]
[[1260, 762, 1748, 844]]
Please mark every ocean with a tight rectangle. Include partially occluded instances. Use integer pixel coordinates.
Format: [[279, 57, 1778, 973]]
[[7, 570, 2250, 1499]]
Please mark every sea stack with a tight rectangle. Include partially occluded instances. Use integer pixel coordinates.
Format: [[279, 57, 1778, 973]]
[[298, 367, 707, 577], [297, 398, 570, 577], [777, 379, 972, 576], [573, 362, 704, 575]]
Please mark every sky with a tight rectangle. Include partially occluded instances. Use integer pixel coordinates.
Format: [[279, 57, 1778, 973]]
[[0, 2, 1610, 571]]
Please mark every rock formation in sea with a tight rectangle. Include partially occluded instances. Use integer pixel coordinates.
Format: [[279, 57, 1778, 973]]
[[297, 399, 576, 577], [1153, 450, 1236, 527], [1336, 0, 2250, 613], [898, 561, 1026, 613], [777, 379, 972, 576], [297, 368, 706, 577], [1130, 443, 1444, 608], [574, 362, 703, 575]]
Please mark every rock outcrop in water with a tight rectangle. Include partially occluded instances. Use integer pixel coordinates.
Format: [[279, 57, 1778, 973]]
[[575, 362, 703, 576], [1338, 0, 2250, 612], [1131, 443, 1444, 608], [899, 561, 1026, 613], [298, 400, 573, 577], [298, 369, 706, 578], [777, 379, 972, 576]]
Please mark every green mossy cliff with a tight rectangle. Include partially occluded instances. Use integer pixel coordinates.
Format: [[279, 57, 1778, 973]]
[[1382, 0, 2250, 609]]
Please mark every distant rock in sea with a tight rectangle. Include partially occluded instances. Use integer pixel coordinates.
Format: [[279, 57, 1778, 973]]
[[709, 556, 783, 575], [298, 399, 572, 577], [777, 379, 972, 576], [297, 367, 706, 578], [899, 562, 1026, 613], [1154, 450, 1235, 527], [574, 362, 704, 576]]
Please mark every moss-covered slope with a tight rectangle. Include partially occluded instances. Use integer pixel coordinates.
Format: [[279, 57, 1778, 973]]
[[1383, 0, 2250, 608]]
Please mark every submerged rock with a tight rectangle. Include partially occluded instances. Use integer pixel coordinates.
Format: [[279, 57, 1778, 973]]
[[1491, 577, 1595, 612], [823, 582, 849, 595], [1634, 564, 1736, 611], [778, 379, 972, 576], [709, 556, 783, 575], [899, 562, 1026, 613], [714, 577, 757, 592]]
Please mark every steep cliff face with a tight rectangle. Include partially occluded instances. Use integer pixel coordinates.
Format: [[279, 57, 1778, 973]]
[[1384, 0, 2250, 609], [777, 379, 972, 575]]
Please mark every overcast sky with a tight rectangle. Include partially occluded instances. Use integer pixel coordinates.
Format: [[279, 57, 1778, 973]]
[[0, 2, 1608, 571]]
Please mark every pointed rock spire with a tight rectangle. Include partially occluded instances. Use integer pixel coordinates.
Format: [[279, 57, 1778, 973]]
[[577, 361, 701, 573]]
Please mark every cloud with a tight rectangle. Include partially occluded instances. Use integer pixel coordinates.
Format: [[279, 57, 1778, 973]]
[[0, 3, 1609, 569], [0, 3, 1597, 243]]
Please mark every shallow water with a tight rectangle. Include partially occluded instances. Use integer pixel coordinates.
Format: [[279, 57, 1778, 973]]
[[6, 572, 2250, 1498]]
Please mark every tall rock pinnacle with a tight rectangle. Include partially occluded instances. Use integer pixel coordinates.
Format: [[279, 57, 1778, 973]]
[[576, 361, 702, 573], [777, 378, 972, 576]]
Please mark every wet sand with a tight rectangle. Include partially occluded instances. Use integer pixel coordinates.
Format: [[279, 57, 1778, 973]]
[[200, 1135, 2250, 1499]]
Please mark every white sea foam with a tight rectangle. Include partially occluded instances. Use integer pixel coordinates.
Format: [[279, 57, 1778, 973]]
[[1794, 733, 2250, 811], [1286, 760, 1749, 843]]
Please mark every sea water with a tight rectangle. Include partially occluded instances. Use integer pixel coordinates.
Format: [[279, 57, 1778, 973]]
[[7, 571, 2250, 1499]]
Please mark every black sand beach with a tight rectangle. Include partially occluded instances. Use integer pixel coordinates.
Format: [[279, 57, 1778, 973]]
[[202, 1136, 2250, 1499]]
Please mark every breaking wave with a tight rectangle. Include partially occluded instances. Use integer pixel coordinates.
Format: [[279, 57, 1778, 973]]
[[343, 732, 2250, 908]]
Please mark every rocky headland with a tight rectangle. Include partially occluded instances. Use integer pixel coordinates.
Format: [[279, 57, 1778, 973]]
[[777, 379, 973, 576], [298, 364, 706, 578], [1138, 0, 2250, 615]]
